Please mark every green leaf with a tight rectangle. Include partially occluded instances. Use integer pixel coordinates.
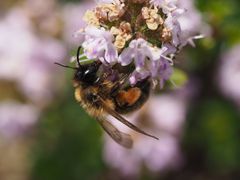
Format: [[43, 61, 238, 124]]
[[169, 68, 188, 88]]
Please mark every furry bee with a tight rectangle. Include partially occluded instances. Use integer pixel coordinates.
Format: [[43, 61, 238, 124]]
[[55, 47, 158, 148]]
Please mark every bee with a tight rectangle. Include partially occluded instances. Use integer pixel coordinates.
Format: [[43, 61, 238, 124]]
[[55, 47, 158, 148]]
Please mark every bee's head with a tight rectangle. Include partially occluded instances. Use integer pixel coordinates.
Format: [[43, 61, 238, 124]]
[[55, 46, 101, 85], [54, 62, 100, 84], [74, 63, 100, 84]]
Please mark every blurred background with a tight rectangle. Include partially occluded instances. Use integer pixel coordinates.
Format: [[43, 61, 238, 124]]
[[0, 0, 240, 179]]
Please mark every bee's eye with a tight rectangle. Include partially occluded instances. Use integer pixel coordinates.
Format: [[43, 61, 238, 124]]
[[75, 71, 83, 80], [75, 63, 100, 84], [84, 68, 97, 83]]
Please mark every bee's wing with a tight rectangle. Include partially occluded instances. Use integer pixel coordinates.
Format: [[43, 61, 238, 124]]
[[99, 97, 159, 140], [96, 118, 133, 149]]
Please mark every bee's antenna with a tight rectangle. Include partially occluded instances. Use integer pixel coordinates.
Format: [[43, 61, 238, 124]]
[[76, 46, 82, 68], [54, 62, 77, 70]]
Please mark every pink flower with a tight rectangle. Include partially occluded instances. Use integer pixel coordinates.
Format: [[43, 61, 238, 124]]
[[164, 8, 185, 46], [218, 45, 240, 107], [0, 102, 39, 139], [75, 26, 118, 64], [177, 0, 211, 47], [151, 59, 173, 88], [119, 38, 158, 68], [119, 39, 174, 87], [129, 70, 151, 85]]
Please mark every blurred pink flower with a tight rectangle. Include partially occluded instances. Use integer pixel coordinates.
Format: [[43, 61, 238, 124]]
[[149, 95, 186, 135], [24, 0, 62, 37], [103, 93, 187, 177], [19, 38, 66, 104], [0, 5, 66, 138], [0, 8, 66, 105], [0, 8, 34, 80], [218, 44, 240, 107], [0, 101, 39, 139], [62, 0, 95, 46], [24, 0, 56, 17]]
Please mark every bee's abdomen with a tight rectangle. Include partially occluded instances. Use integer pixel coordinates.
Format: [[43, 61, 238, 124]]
[[114, 78, 151, 114]]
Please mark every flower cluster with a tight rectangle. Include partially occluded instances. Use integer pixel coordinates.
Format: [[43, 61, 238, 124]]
[[75, 0, 200, 87]]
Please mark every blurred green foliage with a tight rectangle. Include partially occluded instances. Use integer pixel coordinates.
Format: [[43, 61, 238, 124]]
[[184, 99, 240, 173], [196, 0, 240, 45], [169, 68, 188, 89]]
